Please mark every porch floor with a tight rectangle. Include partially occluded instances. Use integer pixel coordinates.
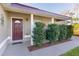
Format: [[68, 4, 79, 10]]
[[2, 41, 31, 56], [2, 36, 79, 56]]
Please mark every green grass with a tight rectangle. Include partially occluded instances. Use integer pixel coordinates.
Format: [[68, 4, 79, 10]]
[[62, 47, 79, 56]]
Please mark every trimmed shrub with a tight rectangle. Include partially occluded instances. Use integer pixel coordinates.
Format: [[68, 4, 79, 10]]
[[58, 25, 73, 41], [32, 22, 45, 47], [46, 24, 73, 42], [46, 24, 59, 43], [32, 22, 73, 47], [58, 25, 67, 41], [66, 25, 73, 39]]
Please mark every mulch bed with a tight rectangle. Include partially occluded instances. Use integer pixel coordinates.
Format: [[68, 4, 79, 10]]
[[28, 39, 71, 52]]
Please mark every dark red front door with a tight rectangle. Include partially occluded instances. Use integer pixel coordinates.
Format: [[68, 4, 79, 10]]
[[12, 18, 23, 41]]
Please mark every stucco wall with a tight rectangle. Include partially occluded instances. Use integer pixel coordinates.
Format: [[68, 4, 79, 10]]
[[34, 15, 52, 26], [0, 4, 8, 43]]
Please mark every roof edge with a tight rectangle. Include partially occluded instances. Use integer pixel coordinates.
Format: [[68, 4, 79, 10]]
[[12, 3, 71, 19]]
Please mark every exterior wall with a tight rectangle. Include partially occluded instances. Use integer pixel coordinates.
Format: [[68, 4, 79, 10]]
[[55, 21, 66, 24], [0, 4, 9, 55], [34, 15, 52, 26], [6, 11, 31, 39], [0, 5, 8, 43]]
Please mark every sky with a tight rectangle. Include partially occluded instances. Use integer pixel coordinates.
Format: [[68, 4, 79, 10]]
[[22, 3, 77, 14]]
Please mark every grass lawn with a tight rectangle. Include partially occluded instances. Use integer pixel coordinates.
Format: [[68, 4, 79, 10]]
[[62, 47, 79, 56]]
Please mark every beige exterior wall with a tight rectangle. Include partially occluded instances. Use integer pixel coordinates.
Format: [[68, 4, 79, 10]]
[[6, 11, 31, 38], [34, 15, 52, 26], [0, 4, 8, 43]]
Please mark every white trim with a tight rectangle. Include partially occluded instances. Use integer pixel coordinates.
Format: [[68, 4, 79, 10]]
[[10, 17, 24, 43], [30, 14, 34, 45], [0, 37, 9, 56]]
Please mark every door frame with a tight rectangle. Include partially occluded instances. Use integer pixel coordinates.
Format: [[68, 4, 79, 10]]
[[11, 17, 24, 43]]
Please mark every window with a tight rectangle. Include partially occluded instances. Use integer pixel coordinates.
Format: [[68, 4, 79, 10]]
[[14, 20, 21, 23]]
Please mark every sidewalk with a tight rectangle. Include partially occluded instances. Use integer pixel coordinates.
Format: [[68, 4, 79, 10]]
[[2, 36, 79, 56]]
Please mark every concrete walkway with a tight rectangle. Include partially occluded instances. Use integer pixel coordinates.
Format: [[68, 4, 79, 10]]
[[2, 36, 79, 56], [2, 42, 31, 56]]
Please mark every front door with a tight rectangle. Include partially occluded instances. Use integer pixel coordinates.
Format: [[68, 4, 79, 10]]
[[12, 18, 23, 41]]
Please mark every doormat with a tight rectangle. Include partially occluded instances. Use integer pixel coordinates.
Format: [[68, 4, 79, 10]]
[[12, 42, 23, 45]]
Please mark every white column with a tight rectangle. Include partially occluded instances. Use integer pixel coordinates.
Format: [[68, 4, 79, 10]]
[[30, 14, 34, 45], [51, 17, 54, 24]]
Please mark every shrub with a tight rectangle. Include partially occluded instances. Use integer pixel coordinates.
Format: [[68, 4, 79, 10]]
[[46, 24, 73, 42], [46, 24, 59, 43], [66, 25, 73, 39], [58, 25, 73, 41], [32, 22, 45, 47], [58, 25, 67, 41]]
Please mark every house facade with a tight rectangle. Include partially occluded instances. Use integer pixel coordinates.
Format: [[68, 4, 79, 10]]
[[0, 3, 71, 55]]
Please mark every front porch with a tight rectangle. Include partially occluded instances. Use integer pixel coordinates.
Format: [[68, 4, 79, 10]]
[[6, 11, 53, 46], [2, 41, 31, 56]]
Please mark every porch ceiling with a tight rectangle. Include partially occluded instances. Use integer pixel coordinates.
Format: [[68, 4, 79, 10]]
[[1, 3, 72, 20]]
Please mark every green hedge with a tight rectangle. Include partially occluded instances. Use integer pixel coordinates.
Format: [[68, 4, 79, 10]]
[[46, 24, 73, 42], [32, 22, 45, 47], [32, 22, 73, 47], [46, 24, 59, 43], [66, 25, 73, 39], [58, 25, 67, 41]]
